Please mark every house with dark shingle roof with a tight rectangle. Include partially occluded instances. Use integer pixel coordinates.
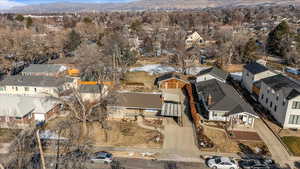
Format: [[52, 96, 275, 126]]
[[21, 64, 67, 77], [258, 74, 300, 129], [107, 92, 162, 119], [196, 79, 258, 128], [196, 67, 228, 83], [241, 62, 277, 94]]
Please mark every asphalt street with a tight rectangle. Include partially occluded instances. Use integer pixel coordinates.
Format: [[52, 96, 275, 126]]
[[44, 157, 209, 169]]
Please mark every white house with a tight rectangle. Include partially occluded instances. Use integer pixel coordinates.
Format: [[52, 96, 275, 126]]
[[258, 74, 300, 129], [242, 62, 277, 94], [196, 67, 228, 83], [0, 95, 60, 128], [185, 32, 205, 48], [0, 75, 76, 97], [196, 79, 258, 128]]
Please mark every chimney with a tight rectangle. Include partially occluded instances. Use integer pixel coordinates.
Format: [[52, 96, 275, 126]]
[[207, 94, 213, 105]]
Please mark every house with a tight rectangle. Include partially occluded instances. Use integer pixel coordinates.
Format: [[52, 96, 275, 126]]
[[241, 62, 277, 95], [21, 64, 67, 77], [79, 84, 108, 102], [196, 79, 258, 128], [196, 67, 228, 83], [107, 92, 162, 119], [0, 75, 76, 97], [258, 74, 300, 129], [0, 95, 60, 128], [185, 32, 205, 48], [155, 73, 188, 89]]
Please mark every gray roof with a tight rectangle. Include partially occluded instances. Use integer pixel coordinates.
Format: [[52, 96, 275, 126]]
[[244, 63, 268, 74], [196, 67, 228, 81], [196, 79, 257, 117], [22, 64, 66, 74], [260, 74, 300, 100], [0, 95, 59, 118], [0, 75, 73, 87], [114, 92, 162, 110], [79, 84, 103, 93], [161, 102, 182, 117]]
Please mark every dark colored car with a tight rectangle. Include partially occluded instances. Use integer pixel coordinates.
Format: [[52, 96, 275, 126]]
[[63, 149, 89, 161]]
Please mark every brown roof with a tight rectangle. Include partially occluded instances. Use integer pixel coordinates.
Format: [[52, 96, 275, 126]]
[[115, 92, 162, 109]]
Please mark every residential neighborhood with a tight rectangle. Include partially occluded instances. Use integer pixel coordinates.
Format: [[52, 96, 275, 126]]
[[0, 2, 300, 169]]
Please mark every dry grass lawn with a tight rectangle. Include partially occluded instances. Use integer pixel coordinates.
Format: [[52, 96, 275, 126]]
[[282, 136, 300, 156], [203, 126, 269, 155]]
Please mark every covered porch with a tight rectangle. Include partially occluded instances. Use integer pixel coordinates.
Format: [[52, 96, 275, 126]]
[[227, 111, 258, 130]]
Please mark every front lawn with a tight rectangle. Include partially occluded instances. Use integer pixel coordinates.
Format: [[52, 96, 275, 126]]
[[282, 136, 300, 156]]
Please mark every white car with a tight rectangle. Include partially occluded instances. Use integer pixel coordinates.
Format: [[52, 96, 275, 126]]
[[207, 156, 239, 169], [90, 151, 113, 164]]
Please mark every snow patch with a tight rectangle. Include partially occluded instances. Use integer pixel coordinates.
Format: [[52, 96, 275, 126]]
[[129, 64, 177, 75], [230, 72, 243, 81]]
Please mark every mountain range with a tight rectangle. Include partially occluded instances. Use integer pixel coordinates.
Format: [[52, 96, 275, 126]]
[[2, 0, 297, 13]]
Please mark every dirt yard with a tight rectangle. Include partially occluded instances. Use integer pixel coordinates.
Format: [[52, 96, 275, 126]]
[[122, 71, 157, 90], [0, 128, 20, 143], [89, 121, 163, 148], [203, 126, 269, 155], [45, 118, 163, 149]]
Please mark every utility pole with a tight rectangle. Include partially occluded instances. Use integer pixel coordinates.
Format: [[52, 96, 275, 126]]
[[36, 129, 46, 169]]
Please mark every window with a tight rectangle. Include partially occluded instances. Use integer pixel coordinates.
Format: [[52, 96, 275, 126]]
[[15, 87, 18, 91], [292, 101, 300, 109], [274, 105, 277, 112], [261, 94, 264, 100], [283, 99, 286, 106], [276, 94, 279, 101], [246, 72, 249, 76], [267, 89, 270, 94], [289, 115, 300, 125], [270, 102, 273, 108], [24, 87, 29, 91], [0, 87, 5, 91], [34, 88, 37, 92], [266, 98, 268, 104]]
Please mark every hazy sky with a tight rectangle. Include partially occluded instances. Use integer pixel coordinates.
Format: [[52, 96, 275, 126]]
[[0, 0, 133, 9]]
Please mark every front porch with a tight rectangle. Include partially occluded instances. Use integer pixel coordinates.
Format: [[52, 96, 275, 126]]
[[227, 112, 258, 130]]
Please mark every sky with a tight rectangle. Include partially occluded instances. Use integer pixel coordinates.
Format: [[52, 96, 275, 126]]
[[0, 0, 133, 9]]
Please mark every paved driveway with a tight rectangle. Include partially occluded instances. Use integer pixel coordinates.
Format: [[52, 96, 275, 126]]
[[160, 113, 200, 160]]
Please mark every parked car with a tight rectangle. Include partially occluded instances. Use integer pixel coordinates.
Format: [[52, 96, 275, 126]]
[[239, 159, 258, 169], [207, 156, 239, 169], [90, 151, 113, 164], [64, 149, 89, 161]]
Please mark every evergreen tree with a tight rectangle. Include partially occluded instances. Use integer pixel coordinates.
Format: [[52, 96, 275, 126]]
[[26, 17, 33, 28], [64, 30, 81, 52], [15, 14, 24, 22], [266, 21, 290, 57], [83, 17, 92, 24], [243, 38, 257, 61]]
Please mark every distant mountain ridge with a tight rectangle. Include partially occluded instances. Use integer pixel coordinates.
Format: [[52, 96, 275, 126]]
[[2, 0, 297, 13]]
